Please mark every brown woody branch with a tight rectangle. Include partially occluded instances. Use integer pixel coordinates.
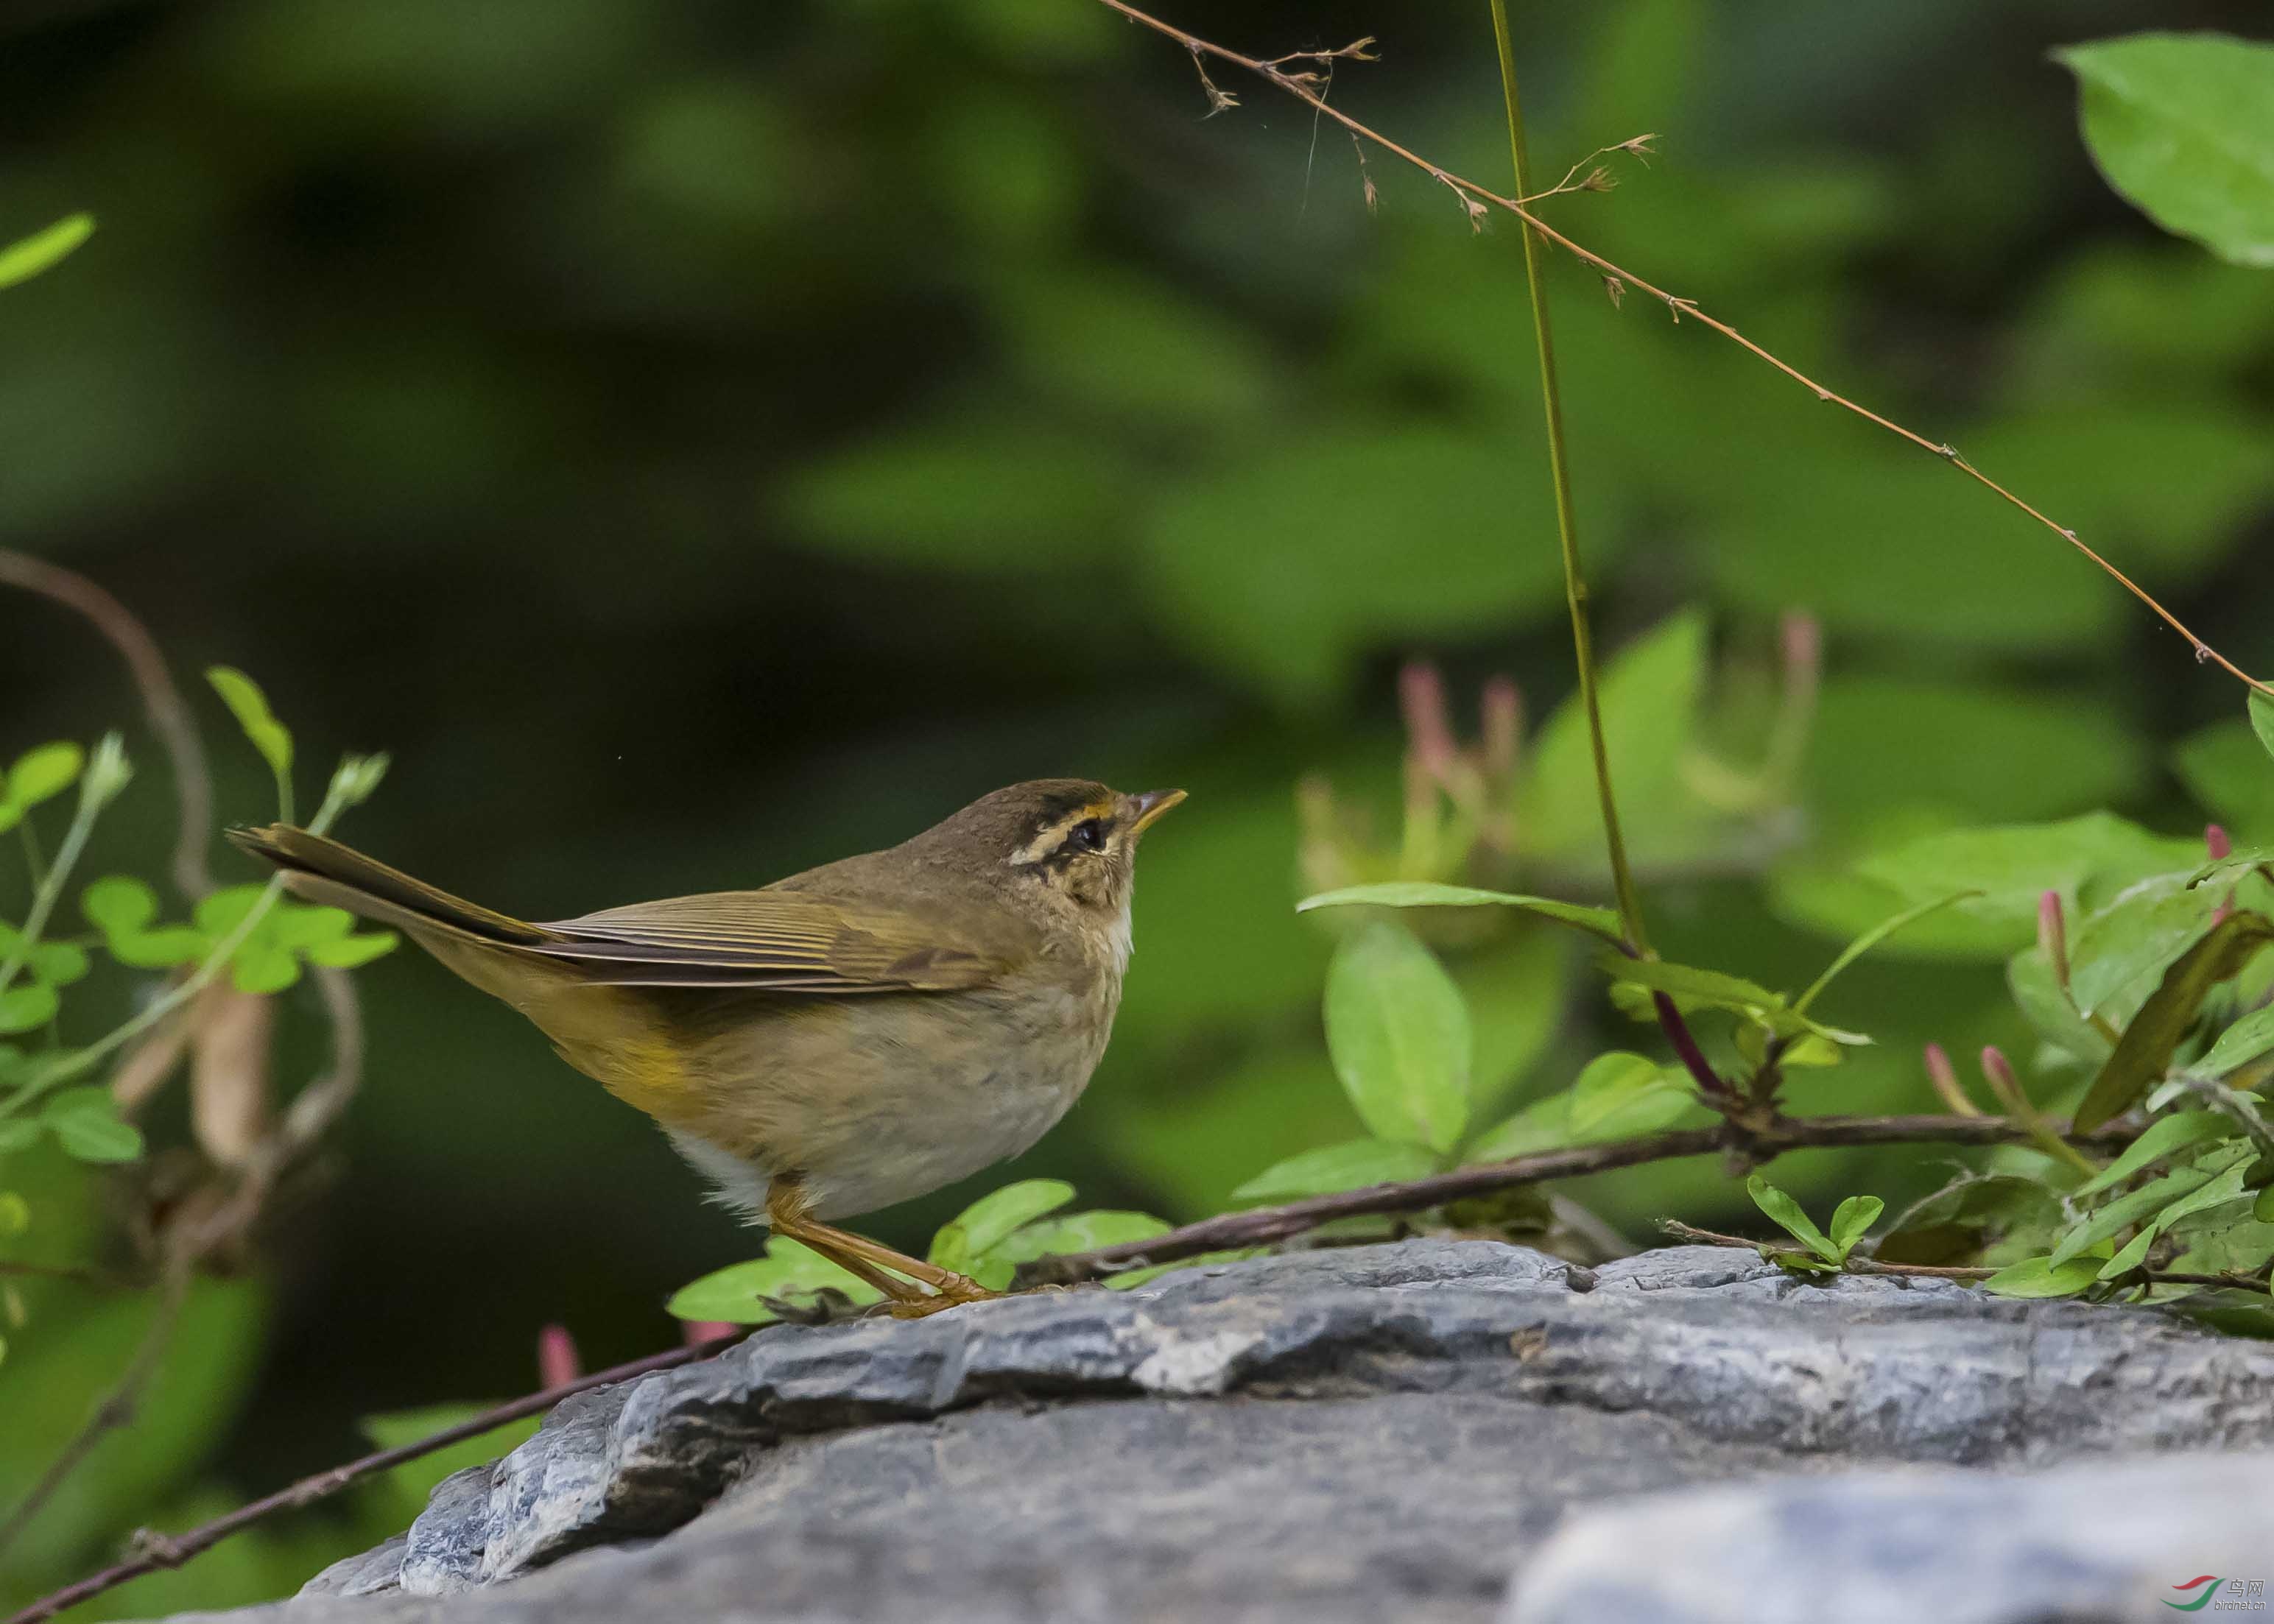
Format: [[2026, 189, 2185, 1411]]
[[1018, 1112, 2140, 1286], [1094, 1, 2272, 698], [0, 1259, 191, 1558], [3, 1332, 744, 1624], [0, 550, 214, 900]]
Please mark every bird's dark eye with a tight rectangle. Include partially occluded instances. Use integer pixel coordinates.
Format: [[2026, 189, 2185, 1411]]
[[1066, 818, 1108, 854]]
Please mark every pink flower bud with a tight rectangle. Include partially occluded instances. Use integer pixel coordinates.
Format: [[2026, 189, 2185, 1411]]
[[1923, 1041, 1978, 1117], [1781, 612, 1823, 678], [683, 1320, 737, 1347], [2207, 824, 2233, 861], [538, 1324, 580, 1388], [1398, 661, 1456, 780], [1979, 1045, 2018, 1092], [2037, 891, 2070, 992], [1481, 677, 1521, 783]]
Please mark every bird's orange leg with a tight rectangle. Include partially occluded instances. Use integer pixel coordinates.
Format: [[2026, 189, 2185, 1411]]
[[765, 1182, 1004, 1318]]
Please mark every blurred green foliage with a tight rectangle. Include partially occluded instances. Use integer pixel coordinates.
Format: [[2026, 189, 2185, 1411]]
[[4, 0, 2273, 1614]]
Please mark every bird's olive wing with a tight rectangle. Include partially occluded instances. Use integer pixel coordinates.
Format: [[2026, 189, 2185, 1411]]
[[527, 892, 1013, 992]]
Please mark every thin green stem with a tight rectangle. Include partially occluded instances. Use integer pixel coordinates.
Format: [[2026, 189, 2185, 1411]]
[[0, 737, 124, 1000], [1486, 4, 1647, 956], [0, 763, 362, 1120]]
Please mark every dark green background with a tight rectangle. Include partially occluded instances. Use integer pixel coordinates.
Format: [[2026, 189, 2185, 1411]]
[[4, 0, 2272, 1613]]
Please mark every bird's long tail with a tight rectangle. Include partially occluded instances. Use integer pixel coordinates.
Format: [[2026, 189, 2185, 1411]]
[[226, 825, 552, 946]]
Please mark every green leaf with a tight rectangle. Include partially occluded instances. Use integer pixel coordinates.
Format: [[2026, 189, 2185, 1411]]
[[2050, 1157, 2229, 1266], [108, 925, 206, 970], [2057, 35, 2274, 268], [2258, 1184, 2274, 1224], [83, 875, 208, 969], [0, 1120, 43, 1154], [1464, 1058, 1703, 1162], [2152, 1161, 2256, 1230], [990, 1210, 1172, 1265], [2074, 1110, 2237, 1196], [2006, 947, 2113, 1068], [0, 925, 89, 992], [1297, 883, 1624, 947], [1981, 1255, 2104, 1298], [2073, 911, 2274, 1130], [1826, 1196, 1884, 1260], [2164, 1285, 2274, 1339], [0, 1190, 29, 1235], [1520, 609, 1713, 862], [1792, 891, 1981, 1014], [0, 213, 95, 291], [194, 884, 268, 937], [928, 1178, 1076, 1271], [1230, 1138, 1438, 1204], [2095, 1225, 2160, 1281], [4, 743, 84, 811], [267, 903, 354, 948], [2253, 692, 2274, 766], [0, 984, 59, 1034], [29, 940, 89, 988], [205, 666, 294, 788], [2066, 882, 2220, 1018], [1855, 814, 2201, 949], [1598, 956, 1783, 1016], [664, 1238, 883, 1324], [1876, 1173, 2067, 1265], [303, 931, 399, 969], [1746, 1173, 1840, 1265], [82, 874, 160, 935], [1565, 1051, 1673, 1136], [41, 1087, 144, 1162], [228, 942, 300, 996], [1323, 921, 1471, 1153], [2197, 1001, 2274, 1078]]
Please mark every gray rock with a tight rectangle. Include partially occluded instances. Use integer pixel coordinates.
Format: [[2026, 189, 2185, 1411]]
[[166, 1240, 2274, 1624], [1507, 1451, 2274, 1624]]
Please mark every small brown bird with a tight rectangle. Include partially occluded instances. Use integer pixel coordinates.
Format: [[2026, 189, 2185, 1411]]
[[228, 780, 1183, 1313]]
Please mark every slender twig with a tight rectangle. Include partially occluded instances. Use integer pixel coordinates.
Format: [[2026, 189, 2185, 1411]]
[[4, 1332, 747, 1624], [0, 735, 123, 1000], [1020, 1111, 2140, 1285], [0, 551, 214, 900], [1517, 136, 1650, 205], [1094, 0, 2273, 698], [0, 1256, 191, 1558]]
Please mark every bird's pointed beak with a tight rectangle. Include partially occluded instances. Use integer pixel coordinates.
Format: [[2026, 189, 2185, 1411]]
[[1127, 788, 1188, 837]]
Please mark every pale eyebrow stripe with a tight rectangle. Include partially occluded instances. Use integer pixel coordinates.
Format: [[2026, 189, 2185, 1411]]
[[1009, 802, 1116, 866]]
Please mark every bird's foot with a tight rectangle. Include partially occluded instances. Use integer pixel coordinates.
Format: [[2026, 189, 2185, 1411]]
[[884, 1274, 1008, 1318]]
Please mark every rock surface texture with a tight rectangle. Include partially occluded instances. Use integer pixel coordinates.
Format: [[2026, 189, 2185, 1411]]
[[169, 1240, 2274, 1624]]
